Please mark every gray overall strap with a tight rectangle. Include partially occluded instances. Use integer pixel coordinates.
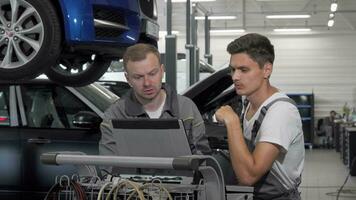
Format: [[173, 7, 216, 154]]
[[248, 97, 296, 150], [248, 97, 301, 200]]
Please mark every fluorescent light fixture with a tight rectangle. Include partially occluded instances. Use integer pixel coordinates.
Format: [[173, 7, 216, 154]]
[[330, 3, 338, 12], [210, 29, 245, 34], [195, 16, 237, 20], [266, 15, 311, 19], [165, 0, 215, 2], [256, 0, 296, 1], [273, 28, 311, 32], [328, 19, 335, 27], [159, 31, 179, 37]]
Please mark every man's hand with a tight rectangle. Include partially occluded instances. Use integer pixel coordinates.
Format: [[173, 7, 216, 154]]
[[214, 105, 281, 186], [214, 105, 240, 125]]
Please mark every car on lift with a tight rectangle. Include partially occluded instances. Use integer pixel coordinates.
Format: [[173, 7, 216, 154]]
[[0, 67, 240, 199], [0, 0, 159, 86]]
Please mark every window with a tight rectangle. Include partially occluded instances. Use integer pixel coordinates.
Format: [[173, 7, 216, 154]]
[[53, 86, 97, 128], [21, 85, 97, 129], [0, 87, 10, 126], [74, 83, 118, 112]]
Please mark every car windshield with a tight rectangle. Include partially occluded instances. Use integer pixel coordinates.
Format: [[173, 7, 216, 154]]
[[73, 83, 119, 112]]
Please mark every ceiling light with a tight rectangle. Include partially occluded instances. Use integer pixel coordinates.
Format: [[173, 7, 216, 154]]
[[266, 15, 311, 19], [165, 0, 216, 2], [273, 28, 311, 32], [330, 3, 338, 12], [328, 19, 335, 27], [195, 16, 237, 20], [329, 13, 335, 18], [159, 31, 179, 37]]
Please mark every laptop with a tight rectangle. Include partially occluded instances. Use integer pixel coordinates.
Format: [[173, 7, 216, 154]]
[[110, 118, 194, 182], [111, 118, 192, 157]]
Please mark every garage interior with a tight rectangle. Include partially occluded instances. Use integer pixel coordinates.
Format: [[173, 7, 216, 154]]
[[156, 0, 356, 199], [1, 0, 356, 199]]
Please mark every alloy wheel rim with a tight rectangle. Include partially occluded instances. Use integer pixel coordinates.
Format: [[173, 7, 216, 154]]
[[0, 0, 44, 69]]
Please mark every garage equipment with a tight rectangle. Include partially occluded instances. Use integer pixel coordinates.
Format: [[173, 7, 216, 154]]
[[41, 153, 253, 200]]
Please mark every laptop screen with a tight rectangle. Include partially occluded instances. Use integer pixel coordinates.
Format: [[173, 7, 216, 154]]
[[110, 119, 194, 181], [111, 118, 192, 158]]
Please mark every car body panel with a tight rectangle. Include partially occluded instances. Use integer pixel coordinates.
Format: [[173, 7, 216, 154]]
[[20, 128, 99, 196], [0, 127, 21, 189], [58, 0, 142, 44]]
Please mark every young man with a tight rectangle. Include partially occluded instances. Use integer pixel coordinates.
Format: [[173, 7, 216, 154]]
[[99, 43, 211, 159], [215, 33, 304, 199]]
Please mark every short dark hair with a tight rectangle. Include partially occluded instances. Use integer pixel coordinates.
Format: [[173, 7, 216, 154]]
[[123, 43, 161, 71], [227, 33, 275, 68]]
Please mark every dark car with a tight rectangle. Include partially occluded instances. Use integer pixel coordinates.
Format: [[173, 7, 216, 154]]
[[0, 0, 159, 86], [0, 79, 118, 199]]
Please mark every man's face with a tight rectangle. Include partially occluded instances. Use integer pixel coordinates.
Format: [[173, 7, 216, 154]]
[[330, 111, 336, 118], [125, 53, 164, 102], [229, 53, 271, 97]]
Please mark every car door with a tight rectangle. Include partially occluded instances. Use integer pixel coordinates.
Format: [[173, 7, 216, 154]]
[[17, 83, 101, 199], [0, 85, 21, 200]]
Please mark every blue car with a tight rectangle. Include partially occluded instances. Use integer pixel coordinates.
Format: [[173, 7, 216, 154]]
[[0, 0, 159, 86]]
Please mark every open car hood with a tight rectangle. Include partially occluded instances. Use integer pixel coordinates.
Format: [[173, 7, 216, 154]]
[[182, 67, 235, 113]]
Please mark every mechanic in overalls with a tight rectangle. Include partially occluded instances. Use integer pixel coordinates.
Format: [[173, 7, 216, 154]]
[[215, 33, 305, 200]]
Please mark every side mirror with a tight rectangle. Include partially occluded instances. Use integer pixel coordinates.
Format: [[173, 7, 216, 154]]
[[72, 111, 102, 129]]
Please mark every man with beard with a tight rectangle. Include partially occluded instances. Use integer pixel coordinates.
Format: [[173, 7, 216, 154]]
[[99, 43, 211, 161]]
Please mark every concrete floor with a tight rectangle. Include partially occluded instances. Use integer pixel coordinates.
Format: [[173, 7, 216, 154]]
[[300, 149, 356, 200]]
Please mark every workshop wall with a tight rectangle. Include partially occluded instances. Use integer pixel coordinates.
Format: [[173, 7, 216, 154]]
[[158, 33, 356, 121]]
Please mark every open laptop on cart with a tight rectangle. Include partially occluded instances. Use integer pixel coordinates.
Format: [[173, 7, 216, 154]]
[[111, 118, 192, 157], [110, 118, 254, 198], [110, 118, 193, 183]]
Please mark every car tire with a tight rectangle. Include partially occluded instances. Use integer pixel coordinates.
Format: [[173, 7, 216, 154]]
[[0, 0, 61, 80], [45, 55, 111, 87]]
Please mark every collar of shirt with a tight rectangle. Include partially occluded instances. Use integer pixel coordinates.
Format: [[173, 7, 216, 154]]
[[123, 83, 180, 117]]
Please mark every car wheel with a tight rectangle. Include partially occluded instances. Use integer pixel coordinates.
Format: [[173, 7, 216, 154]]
[[45, 54, 111, 87], [0, 0, 61, 80]]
